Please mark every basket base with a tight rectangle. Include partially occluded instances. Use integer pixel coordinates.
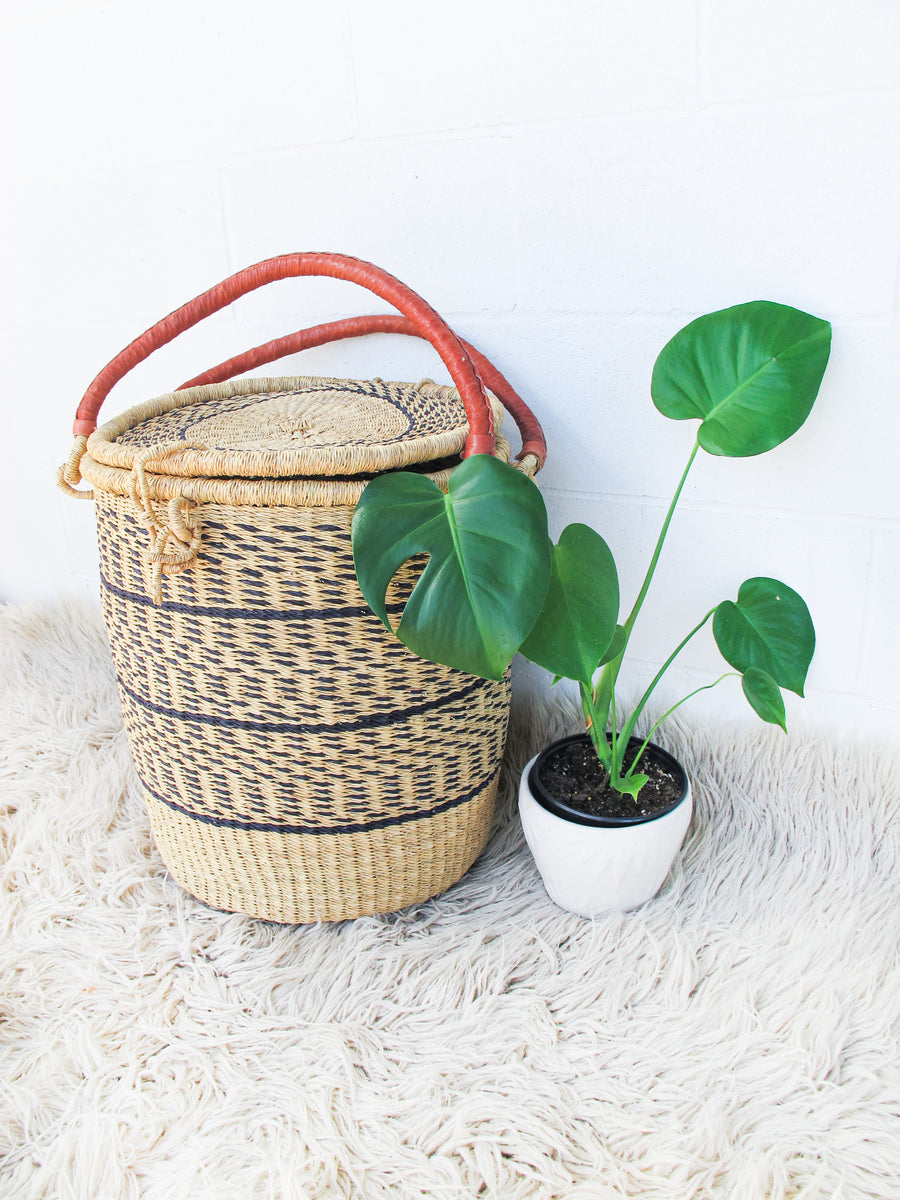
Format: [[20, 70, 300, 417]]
[[144, 773, 499, 923]]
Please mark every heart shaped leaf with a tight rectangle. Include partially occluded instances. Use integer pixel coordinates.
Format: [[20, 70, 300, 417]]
[[741, 667, 787, 731], [351, 454, 550, 681], [651, 301, 831, 457], [713, 577, 815, 697], [519, 523, 619, 686]]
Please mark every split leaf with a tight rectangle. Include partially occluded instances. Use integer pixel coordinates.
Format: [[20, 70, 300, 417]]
[[351, 454, 550, 681]]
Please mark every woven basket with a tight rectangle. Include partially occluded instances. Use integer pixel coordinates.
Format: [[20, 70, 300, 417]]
[[58, 253, 547, 923]]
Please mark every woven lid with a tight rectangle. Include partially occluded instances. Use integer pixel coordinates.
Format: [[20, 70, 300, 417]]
[[87, 375, 503, 480]]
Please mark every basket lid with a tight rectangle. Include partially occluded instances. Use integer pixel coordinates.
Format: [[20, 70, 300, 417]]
[[86, 375, 503, 480]]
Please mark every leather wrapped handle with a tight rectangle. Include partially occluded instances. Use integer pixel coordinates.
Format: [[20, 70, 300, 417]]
[[73, 252, 498, 457], [178, 314, 547, 468]]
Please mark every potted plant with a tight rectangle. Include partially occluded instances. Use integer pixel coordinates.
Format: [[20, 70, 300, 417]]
[[351, 301, 832, 916]]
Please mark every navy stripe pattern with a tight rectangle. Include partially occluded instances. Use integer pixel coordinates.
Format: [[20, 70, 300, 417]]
[[138, 765, 499, 836], [117, 673, 488, 737], [97, 486, 509, 836], [101, 571, 407, 624]]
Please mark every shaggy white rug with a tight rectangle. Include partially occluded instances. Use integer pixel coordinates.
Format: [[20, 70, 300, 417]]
[[2, 600, 899, 1200]]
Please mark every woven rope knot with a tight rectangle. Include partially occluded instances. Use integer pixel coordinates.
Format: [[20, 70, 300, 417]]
[[56, 436, 94, 499], [128, 443, 203, 604]]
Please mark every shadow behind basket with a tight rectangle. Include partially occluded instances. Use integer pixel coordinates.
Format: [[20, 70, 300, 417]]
[[60, 254, 547, 923]]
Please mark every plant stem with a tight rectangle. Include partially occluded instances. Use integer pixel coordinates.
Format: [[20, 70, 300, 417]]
[[618, 607, 716, 752], [623, 438, 701, 637], [580, 681, 612, 769], [627, 672, 738, 770], [593, 438, 701, 721]]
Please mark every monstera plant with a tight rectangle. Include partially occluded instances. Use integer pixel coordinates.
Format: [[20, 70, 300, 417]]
[[352, 300, 831, 914]]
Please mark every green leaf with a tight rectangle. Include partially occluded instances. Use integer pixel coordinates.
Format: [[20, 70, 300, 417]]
[[651, 301, 831, 457], [713, 577, 815, 697], [613, 771, 649, 801], [598, 624, 627, 667], [519, 523, 619, 686], [741, 667, 787, 731], [351, 454, 550, 681]]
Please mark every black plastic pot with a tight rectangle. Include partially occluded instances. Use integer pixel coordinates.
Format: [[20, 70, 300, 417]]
[[528, 733, 690, 828]]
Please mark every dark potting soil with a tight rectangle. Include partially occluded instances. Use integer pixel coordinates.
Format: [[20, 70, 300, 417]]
[[535, 739, 684, 822]]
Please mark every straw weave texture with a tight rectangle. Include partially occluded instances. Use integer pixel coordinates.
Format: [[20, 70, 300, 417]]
[[83, 378, 515, 922], [87, 376, 501, 480]]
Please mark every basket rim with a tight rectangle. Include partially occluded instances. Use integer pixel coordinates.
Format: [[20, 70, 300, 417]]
[[79, 434, 513, 507], [86, 374, 504, 482]]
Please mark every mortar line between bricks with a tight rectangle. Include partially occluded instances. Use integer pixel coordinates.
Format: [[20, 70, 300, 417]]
[[135, 85, 900, 172], [540, 488, 900, 530]]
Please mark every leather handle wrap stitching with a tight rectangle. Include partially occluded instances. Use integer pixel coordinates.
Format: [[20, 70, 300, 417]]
[[178, 314, 547, 469], [73, 253, 496, 458]]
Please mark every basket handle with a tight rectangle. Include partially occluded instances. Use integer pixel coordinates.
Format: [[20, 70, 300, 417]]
[[72, 253, 498, 457], [178, 314, 547, 470]]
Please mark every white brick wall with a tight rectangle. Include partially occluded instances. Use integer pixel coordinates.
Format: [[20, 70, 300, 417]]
[[2, 0, 897, 739]]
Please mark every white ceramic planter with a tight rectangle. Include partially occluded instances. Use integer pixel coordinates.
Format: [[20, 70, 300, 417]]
[[518, 739, 693, 918]]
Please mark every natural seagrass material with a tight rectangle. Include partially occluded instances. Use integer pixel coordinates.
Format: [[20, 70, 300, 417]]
[[61, 253, 546, 922], [94, 486, 508, 922], [79, 378, 513, 605], [87, 376, 496, 479], [76, 379, 520, 922]]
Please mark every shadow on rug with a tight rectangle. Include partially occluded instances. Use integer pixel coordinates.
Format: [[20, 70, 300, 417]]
[[2, 599, 899, 1199]]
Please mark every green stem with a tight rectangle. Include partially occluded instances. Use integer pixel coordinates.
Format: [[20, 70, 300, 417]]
[[608, 689, 654, 797], [628, 672, 738, 771], [623, 438, 701, 637], [593, 438, 700, 716], [619, 607, 716, 752], [582, 681, 640, 795], [592, 669, 614, 740], [580, 681, 612, 769]]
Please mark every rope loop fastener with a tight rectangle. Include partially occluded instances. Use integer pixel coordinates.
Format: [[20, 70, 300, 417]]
[[56, 436, 94, 499], [127, 443, 203, 605], [515, 452, 540, 478]]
